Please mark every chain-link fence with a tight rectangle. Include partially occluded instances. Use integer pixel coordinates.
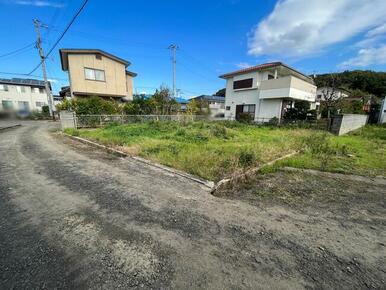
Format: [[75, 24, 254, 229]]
[[75, 114, 210, 128]]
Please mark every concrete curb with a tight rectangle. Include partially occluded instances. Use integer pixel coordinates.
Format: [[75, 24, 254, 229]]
[[211, 151, 298, 193], [64, 133, 215, 189], [0, 124, 21, 131]]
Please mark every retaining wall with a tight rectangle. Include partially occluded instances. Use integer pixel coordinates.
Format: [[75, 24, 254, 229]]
[[330, 114, 368, 135]]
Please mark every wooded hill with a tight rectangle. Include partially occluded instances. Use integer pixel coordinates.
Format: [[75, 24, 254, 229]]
[[314, 70, 386, 98]]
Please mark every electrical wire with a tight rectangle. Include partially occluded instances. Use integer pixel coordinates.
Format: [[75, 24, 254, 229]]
[[0, 71, 67, 81], [0, 42, 35, 58], [27, 0, 89, 75]]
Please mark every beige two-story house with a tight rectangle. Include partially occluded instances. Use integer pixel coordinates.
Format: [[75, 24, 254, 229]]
[[220, 62, 316, 122], [59, 49, 137, 101]]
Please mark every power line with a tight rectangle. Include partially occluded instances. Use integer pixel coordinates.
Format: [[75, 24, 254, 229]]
[[178, 59, 219, 82], [0, 71, 67, 81], [179, 48, 220, 76], [0, 42, 35, 58], [28, 0, 89, 75]]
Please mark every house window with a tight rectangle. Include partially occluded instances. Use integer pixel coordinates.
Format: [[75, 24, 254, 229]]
[[226, 106, 231, 111], [18, 101, 30, 111], [95, 54, 102, 60], [32, 87, 40, 93], [39, 88, 45, 94], [2, 100, 13, 109], [233, 78, 253, 90], [243, 104, 255, 113], [85, 68, 106, 81], [268, 74, 275, 80], [36, 101, 46, 107], [16, 86, 26, 93], [0, 84, 9, 91]]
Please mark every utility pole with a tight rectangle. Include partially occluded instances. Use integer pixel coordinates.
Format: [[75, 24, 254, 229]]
[[33, 19, 54, 119], [168, 44, 178, 98]]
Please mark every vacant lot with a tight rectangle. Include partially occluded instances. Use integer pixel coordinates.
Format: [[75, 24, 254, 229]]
[[2, 121, 385, 289], [66, 122, 386, 180]]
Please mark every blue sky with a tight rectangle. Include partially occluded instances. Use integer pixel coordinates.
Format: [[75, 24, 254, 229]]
[[0, 0, 385, 97]]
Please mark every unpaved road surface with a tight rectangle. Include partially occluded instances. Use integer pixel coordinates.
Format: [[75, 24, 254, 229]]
[[0, 121, 385, 289]]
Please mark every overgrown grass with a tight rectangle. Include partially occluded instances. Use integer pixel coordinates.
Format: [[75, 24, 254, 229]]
[[65, 122, 386, 180], [277, 125, 386, 177]]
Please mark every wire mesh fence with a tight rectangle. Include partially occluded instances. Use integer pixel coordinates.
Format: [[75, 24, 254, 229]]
[[74, 114, 210, 128], [66, 113, 330, 131]]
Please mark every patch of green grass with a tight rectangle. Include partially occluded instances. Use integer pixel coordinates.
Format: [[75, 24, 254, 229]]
[[67, 122, 386, 180], [278, 125, 386, 177]]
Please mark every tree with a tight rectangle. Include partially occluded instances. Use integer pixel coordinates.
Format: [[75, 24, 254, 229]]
[[186, 99, 200, 115], [318, 74, 343, 118], [314, 70, 386, 99], [214, 88, 226, 97], [123, 95, 153, 115], [150, 86, 179, 115], [186, 98, 210, 115], [283, 101, 312, 121]]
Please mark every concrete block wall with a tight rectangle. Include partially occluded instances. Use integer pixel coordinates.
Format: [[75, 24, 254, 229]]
[[330, 114, 368, 135], [380, 98, 386, 124], [59, 111, 76, 130]]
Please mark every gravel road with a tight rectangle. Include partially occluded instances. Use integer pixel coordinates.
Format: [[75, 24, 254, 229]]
[[0, 121, 385, 289]]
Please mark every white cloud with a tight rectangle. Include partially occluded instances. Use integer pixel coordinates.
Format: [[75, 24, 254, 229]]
[[366, 23, 386, 38], [340, 45, 386, 67], [248, 0, 386, 58], [13, 0, 65, 8], [236, 62, 253, 69]]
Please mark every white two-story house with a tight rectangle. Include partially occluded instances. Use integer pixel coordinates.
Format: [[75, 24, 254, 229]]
[[0, 78, 49, 113], [220, 62, 317, 122]]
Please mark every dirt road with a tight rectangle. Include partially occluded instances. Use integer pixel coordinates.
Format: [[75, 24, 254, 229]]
[[0, 121, 385, 289]]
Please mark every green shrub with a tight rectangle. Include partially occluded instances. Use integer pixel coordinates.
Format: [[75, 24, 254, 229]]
[[57, 96, 122, 115], [210, 124, 228, 138], [237, 113, 254, 124], [268, 117, 279, 125], [175, 128, 186, 137], [42, 105, 50, 116], [302, 133, 333, 155], [238, 150, 256, 167]]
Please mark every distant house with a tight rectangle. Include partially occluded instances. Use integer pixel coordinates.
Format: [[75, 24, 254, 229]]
[[0, 78, 50, 113], [190, 95, 225, 117], [53, 95, 63, 107], [175, 97, 189, 111], [219, 62, 317, 122], [316, 87, 349, 101], [59, 49, 137, 102]]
